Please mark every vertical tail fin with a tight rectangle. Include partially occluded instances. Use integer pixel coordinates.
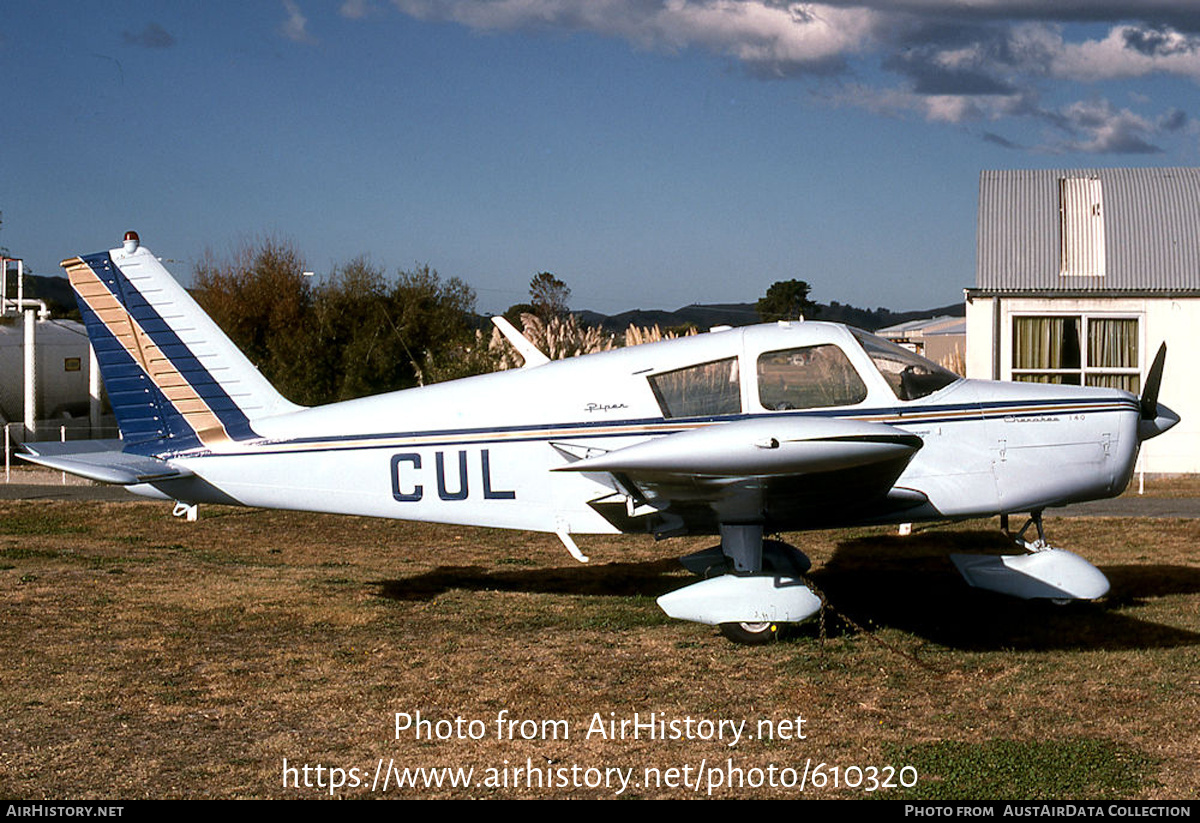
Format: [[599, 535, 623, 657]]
[[62, 235, 301, 450]]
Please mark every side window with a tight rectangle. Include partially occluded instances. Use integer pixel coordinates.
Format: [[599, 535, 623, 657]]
[[648, 358, 742, 418], [757, 345, 867, 411]]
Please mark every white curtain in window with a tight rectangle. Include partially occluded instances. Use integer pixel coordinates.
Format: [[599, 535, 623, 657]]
[[1013, 316, 1080, 371], [1088, 318, 1137, 369]]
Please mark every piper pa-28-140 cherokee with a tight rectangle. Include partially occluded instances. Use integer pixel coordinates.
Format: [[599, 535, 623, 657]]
[[21, 232, 1180, 643]]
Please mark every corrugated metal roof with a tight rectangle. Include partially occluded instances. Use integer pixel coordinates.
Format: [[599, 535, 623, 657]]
[[875, 316, 964, 336], [977, 168, 1200, 291]]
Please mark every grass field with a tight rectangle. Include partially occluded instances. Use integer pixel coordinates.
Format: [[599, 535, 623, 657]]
[[1, 498, 1197, 799]]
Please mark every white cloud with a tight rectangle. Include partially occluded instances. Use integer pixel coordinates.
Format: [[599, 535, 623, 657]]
[[391, 1, 879, 70], [377, 0, 1200, 153], [281, 0, 317, 44], [384, 1, 1200, 80], [1049, 99, 1164, 154], [648, 1, 878, 69], [1052, 25, 1200, 81], [840, 83, 1030, 125], [340, 0, 374, 20]]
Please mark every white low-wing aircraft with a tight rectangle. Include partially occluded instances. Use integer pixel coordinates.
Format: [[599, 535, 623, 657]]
[[22, 233, 1180, 643]]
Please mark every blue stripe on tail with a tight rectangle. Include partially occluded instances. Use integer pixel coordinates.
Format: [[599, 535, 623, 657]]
[[73, 252, 259, 451]]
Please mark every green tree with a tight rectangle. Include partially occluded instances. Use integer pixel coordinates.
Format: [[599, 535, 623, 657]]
[[529, 271, 570, 320], [756, 279, 816, 322], [192, 237, 318, 403], [309, 259, 482, 398], [385, 264, 482, 387], [502, 302, 537, 329], [193, 240, 483, 404], [308, 256, 393, 402]]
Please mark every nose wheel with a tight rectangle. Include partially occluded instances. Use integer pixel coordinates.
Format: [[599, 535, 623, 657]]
[[658, 524, 821, 644], [718, 621, 779, 645]]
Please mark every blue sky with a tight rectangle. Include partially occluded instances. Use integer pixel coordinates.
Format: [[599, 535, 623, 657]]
[[3, 2, 1199, 315]]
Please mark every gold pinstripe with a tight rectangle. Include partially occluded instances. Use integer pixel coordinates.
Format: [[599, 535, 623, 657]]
[[207, 399, 1135, 458], [62, 257, 232, 447]]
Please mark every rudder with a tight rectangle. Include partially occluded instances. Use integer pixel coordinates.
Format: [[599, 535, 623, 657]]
[[62, 233, 301, 450]]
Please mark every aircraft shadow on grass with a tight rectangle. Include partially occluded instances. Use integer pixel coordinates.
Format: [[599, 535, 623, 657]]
[[376, 529, 1200, 652]]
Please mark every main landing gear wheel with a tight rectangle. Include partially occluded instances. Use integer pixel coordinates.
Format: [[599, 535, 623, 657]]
[[719, 621, 779, 645]]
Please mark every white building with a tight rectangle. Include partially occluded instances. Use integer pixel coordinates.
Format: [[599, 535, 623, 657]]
[[0, 318, 99, 438], [965, 168, 1200, 473], [875, 315, 966, 373]]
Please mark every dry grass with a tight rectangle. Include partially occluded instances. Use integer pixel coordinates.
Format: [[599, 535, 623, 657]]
[[1125, 474, 1200, 498], [488, 315, 696, 369], [1, 500, 1197, 799]]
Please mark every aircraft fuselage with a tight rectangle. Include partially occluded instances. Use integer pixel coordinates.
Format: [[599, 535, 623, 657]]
[[127, 322, 1143, 538]]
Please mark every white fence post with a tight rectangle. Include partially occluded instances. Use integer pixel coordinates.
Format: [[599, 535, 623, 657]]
[[24, 308, 37, 439]]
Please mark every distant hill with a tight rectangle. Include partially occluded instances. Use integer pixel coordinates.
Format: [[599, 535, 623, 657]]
[[577, 300, 965, 333], [13, 274, 79, 319], [23, 271, 964, 333]]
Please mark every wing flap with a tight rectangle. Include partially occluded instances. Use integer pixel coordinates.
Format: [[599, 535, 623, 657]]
[[19, 440, 191, 485]]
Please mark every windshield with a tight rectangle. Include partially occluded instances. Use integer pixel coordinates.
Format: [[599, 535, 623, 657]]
[[850, 328, 960, 401]]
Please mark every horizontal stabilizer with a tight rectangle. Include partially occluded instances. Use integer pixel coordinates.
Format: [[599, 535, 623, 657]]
[[951, 549, 1110, 600], [554, 417, 922, 477], [19, 440, 190, 485]]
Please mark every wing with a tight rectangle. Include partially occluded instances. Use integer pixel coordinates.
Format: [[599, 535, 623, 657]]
[[553, 416, 924, 534], [19, 440, 191, 485]]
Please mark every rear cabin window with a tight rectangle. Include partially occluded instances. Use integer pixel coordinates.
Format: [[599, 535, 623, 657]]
[[757, 345, 867, 410], [648, 357, 742, 418]]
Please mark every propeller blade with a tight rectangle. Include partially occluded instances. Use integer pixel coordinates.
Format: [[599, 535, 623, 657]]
[[1141, 343, 1167, 420]]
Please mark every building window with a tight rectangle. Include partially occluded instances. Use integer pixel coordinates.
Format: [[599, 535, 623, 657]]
[[1012, 315, 1139, 392], [1059, 177, 1106, 277]]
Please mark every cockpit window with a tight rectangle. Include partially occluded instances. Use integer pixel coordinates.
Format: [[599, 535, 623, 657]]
[[757, 345, 867, 410], [648, 357, 741, 418], [851, 328, 960, 401]]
